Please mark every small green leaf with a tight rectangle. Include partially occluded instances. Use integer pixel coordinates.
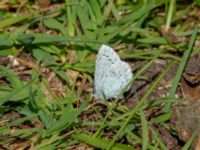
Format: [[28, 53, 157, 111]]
[[47, 101, 86, 134], [32, 48, 55, 64], [43, 18, 66, 35], [0, 32, 13, 46], [16, 34, 34, 44], [0, 64, 23, 88]]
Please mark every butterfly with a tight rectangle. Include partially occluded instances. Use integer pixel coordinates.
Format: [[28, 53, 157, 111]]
[[94, 45, 133, 99]]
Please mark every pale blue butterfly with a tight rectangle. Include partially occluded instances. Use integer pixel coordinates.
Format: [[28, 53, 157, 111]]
[[94, 45, 133, 99]]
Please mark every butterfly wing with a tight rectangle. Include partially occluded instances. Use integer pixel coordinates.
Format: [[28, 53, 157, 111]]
[[94, 45, 120, 99], [94, 45, 132, 99], [101, 61, 132, 98]]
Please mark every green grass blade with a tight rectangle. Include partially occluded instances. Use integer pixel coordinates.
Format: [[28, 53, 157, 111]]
[[0, 32, 13, 46], [164, 27, 198, 112], [0, 14, 32, 29], [72, 133, 134, 150], [43, 18, 67, 35], [47, 101, 86, 135], [108, 60, 175, 149], [0, 64, 23, 88], [0, 74, 39, 106], [140, 110, 149, 150], [30, 33, 103, 44], [165, 0, 176, 31]]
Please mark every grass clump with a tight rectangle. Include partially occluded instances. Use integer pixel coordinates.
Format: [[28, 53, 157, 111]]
[[0, 0, 199, 149]]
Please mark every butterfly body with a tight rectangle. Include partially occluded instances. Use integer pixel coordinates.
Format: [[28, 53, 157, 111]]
[[94, 45, 133, 99]]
